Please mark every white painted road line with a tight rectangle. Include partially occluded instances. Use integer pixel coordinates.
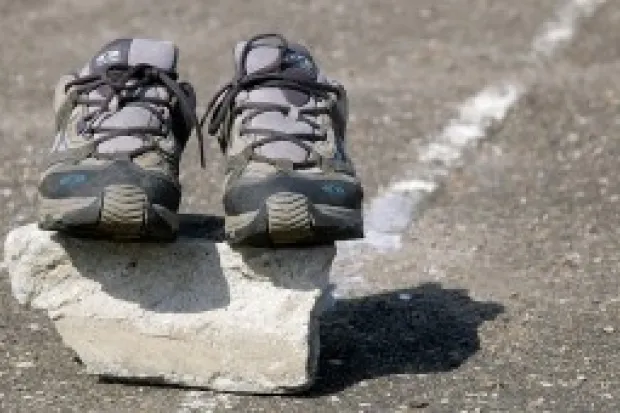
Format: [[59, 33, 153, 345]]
[[358, 82, 523, 251], [532, 0, 607, 57], [418, 83, 523, 168], [357, 0, 608, 252], [329, 0, 607, 297], [389, 180, 438, 193]]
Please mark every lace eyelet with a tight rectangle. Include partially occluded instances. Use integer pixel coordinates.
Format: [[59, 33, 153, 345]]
[[76, 119, 89, 135]]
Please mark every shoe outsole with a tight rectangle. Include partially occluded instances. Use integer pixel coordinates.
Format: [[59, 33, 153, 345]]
[[225, 191, 364, 247], [37, 184, 179, 241]]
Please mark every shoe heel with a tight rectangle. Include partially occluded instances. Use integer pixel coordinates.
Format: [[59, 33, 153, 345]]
[[266, 192, 314, 244], [225, 191, 364, 246], [99, 184, 148, 238], [97, 184, 178, 240]]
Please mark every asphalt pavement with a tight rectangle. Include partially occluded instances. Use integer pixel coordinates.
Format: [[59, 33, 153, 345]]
[[1, 1, 618, 412]]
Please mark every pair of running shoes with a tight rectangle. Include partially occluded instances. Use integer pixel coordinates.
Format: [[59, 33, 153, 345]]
[[37, 34, 364, 247]]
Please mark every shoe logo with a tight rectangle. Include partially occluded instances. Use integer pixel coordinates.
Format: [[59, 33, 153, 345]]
[[95, 49, 121, 67], [59, 173, 88, 187], [282, 50, 316, 73], [322, 183, 346, 196]]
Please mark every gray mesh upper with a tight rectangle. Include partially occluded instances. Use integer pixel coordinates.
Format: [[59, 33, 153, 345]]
[[78, 39, 179, 155], [229, 40, 337, 163]]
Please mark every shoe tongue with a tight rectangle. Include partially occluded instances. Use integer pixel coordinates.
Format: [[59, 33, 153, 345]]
[[234, 40, 317, 79], [233, 40, 323, 163], [84, 39, 179, 156], [89, 38, 178, 73]]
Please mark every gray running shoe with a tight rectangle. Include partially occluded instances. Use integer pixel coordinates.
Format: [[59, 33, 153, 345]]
[[37, 38, 202, 240], [201, 34, 364, 246]]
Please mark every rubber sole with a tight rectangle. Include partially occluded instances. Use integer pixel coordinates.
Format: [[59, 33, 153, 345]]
[[225, 191, 364, 247], [37, 184, 179, 241]]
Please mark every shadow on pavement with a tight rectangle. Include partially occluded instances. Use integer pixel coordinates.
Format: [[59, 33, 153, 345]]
[[308, 282, 504, 395]]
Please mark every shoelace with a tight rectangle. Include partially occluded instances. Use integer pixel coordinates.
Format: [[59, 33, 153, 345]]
[[65, 64, 205, 167], [199, 33, 342, 163]]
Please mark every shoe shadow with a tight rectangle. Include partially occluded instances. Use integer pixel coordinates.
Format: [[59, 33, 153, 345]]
[[178, 213, 225, 241], [53, 214, 230, 313], [307, 282, 504, 395]]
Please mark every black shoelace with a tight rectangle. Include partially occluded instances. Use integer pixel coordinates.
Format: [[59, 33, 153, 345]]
[[199, 33, 342, 163], [65, 64, 205, 167]]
